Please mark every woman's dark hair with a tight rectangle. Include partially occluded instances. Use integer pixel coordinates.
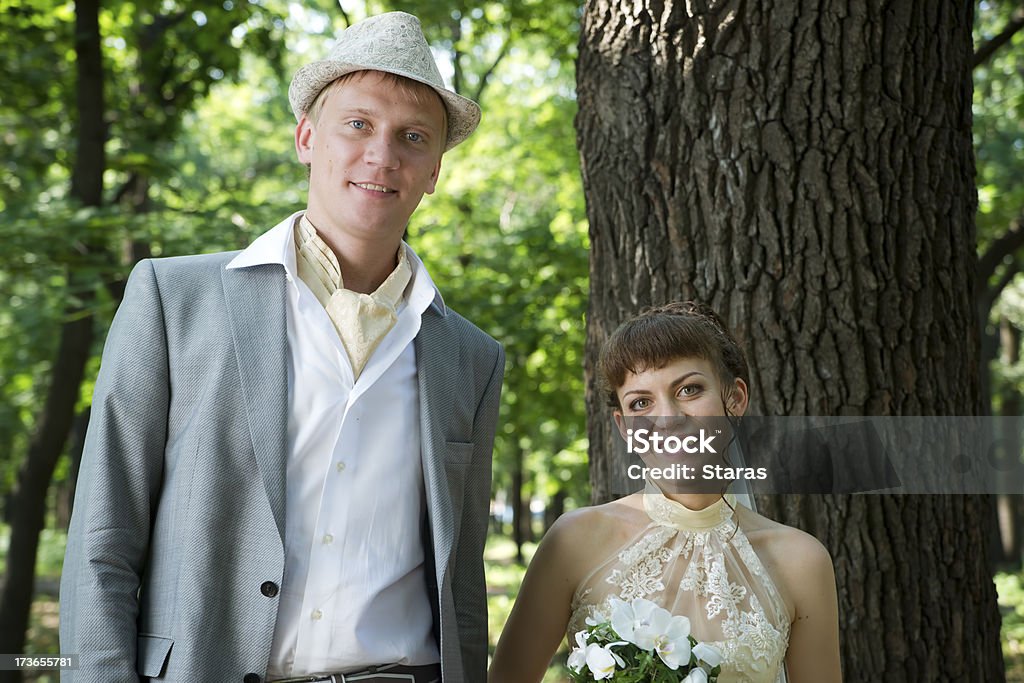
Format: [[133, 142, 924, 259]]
[[598, 301, 750, 409]]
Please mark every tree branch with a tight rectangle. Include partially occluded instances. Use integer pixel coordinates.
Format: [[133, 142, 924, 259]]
[[449, 15, 464, 96], [990, 260, 1021, 312], [336, 2, 350, 29], [977, 210, 1024, 296], [142, 9, 189, 52], [973, 8, 1024, 70], [472, 37, 511, 104]]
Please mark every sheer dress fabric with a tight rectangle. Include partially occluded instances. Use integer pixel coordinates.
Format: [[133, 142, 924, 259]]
[[568, 486, 790, 683]]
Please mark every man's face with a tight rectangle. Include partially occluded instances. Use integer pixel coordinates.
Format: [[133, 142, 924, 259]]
[[295, 71, 446, 247]]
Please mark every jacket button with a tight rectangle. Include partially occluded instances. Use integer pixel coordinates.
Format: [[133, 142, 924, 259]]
[[243, 674, 261, 683], [260, 581, 279, 597]]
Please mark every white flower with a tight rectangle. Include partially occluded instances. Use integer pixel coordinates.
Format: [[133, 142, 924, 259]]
[[585, 643, 624, 680], [652, 614, 693, 669], [610, 597, 668, 647], [567, 630, 590, 672], [567, 629, 626, 680], [585, 610, 608, 626], [681, 668, 709, 683], [610, 596, 693, 669], [692, 642, 723, 668]]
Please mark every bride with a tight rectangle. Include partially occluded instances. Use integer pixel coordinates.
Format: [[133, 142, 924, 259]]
[[489, 302, 842, 682]]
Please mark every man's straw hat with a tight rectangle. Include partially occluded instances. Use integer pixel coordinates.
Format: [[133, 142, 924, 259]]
[[288, 11, 481, 151]]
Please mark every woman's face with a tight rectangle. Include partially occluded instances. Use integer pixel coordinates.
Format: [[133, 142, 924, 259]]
[[613, 356, 748, 421], [613, 356, 749, 493]]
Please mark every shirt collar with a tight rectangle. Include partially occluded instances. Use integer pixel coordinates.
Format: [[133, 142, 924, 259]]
[[226, 211, 447, 315]]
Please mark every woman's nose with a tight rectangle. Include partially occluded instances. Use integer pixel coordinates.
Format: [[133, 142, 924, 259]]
[[653, 406, 689, 429]]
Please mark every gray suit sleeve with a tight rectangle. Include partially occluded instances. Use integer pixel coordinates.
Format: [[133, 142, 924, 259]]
[[60, 260, 169, 682], [454, 342, 505, 681]]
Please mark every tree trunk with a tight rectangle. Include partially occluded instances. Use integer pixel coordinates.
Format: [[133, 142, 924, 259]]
[[544, 488, 567, 532], [0, 0, 104, 670], [997, 316, 1022, 566], [577, 0, 1004, 679], [56, 408, 90, 530], [511, 445, 526, 565], [0, 287, 95, 667]]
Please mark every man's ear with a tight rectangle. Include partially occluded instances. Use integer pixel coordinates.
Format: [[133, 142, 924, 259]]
[[295, 116, 315, 165], [424, 156, 443, 195]]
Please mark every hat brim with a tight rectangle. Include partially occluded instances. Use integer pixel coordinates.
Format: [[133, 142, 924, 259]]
[[288, 60, 481, 152]]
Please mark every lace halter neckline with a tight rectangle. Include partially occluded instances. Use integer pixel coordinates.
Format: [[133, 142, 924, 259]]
[[642, 486, 736, 532], [568, 483, 791, 682]]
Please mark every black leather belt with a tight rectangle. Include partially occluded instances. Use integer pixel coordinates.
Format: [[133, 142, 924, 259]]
[[269, 663, 441, 683]]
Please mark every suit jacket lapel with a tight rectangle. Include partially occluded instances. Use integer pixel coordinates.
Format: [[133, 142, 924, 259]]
[[416, 307, 462, 591], [221, 263, 289, 542]]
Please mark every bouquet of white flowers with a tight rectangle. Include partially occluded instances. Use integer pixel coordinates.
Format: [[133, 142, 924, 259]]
[[567, 597, 723, 683]]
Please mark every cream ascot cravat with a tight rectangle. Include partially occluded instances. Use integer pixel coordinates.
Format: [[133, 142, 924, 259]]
[[294, 215, 411, 378]]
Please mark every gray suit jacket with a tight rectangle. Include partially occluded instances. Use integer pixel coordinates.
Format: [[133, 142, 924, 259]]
[[59, 244, 504, 682]]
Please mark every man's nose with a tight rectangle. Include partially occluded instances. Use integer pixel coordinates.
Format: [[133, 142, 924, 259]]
[[364, 135, 400, 168]]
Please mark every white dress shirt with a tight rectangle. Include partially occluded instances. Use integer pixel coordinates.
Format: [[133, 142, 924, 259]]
[[226, 212, 443, 677]]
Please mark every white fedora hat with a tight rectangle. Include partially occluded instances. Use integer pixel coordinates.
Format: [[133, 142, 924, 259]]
[[288, 11, 481, 151]]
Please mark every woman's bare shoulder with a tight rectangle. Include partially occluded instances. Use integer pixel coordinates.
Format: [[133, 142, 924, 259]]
[[741, 508, 834, 617], [741, 507, 828, 555], [542, 494, 650, 567], [551, 493, 647, 537]]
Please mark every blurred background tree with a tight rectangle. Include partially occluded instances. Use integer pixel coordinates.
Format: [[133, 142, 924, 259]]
[[2, 0, 1024, 678], [0, 0, 587, 670], [976, 0, 1024, 573]]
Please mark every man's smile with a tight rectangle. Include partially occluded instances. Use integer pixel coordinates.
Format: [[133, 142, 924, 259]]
[[352, 181, 397, 194]]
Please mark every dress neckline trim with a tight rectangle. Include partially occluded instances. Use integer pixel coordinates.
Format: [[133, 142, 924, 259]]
[[642, 480, 735, 531]]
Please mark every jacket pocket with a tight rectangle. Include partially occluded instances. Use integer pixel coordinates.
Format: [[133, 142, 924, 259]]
[[445, 440, 475, 465], [136, 634, 173, 677]]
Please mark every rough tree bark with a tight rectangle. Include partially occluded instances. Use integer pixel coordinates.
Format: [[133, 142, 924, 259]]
[[0, 0, 103, 669], [577, 0, 1004, 680]]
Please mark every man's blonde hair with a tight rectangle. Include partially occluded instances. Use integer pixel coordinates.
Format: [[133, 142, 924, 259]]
[[305, 70, 449, 152]]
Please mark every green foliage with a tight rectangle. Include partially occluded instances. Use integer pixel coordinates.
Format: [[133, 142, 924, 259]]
[[376, 0, 580, 103], [0, 0, 293, 508], [409, 29, 590, 509], [998, 571, 1024, 679], [1, 0, 589, 523], [975, 2, 1024, 405], [975, 1, 1024, 240]]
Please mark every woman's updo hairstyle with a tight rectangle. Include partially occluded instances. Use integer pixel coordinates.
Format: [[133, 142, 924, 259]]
[[598, 301, 750, 410]]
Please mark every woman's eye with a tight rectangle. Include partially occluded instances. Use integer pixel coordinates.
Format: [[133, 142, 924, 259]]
[[679, 384, 701, 397], [350, 120, 366, 130], [629, 398, 651, 411]]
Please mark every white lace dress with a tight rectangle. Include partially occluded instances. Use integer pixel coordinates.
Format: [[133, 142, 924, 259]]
[[568, 489, 790, 683]]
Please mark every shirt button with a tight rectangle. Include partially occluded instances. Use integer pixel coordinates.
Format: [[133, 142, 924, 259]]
[[336, 461, 346, 473], [260, 581, 279, 597], [322, 533, 334, 545], [311, 609, 323, 621]]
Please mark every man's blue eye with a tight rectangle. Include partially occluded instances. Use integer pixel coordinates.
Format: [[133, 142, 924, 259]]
[[407, 132, 422, 142], [350, 120, 365, 129]]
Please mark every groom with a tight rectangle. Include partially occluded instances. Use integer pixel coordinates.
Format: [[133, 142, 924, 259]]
[[59, 12, 503, 683]]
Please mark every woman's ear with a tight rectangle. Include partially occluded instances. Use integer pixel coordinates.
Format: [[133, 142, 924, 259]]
[[728, 378, 749, 417], [613, 410, 629, 441]]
